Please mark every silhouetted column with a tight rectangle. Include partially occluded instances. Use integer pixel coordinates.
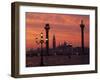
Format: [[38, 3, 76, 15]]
[[80, 20, 85, 54], [44, 24, 50, 55]]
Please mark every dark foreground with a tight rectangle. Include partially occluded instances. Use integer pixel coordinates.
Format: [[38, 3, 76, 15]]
[[26, 55, 89, 67]]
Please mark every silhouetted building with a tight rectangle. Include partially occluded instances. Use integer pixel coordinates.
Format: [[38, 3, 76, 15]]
[[53, 34, 56, 50], [80, 20, 85, 54]]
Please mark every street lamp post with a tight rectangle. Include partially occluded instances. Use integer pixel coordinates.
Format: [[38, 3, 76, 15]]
[[35, 32, 44, 66], [40, 32, 44, 66]]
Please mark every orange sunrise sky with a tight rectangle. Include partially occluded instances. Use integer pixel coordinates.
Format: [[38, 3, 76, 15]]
[[26, 12, 89, 49]]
